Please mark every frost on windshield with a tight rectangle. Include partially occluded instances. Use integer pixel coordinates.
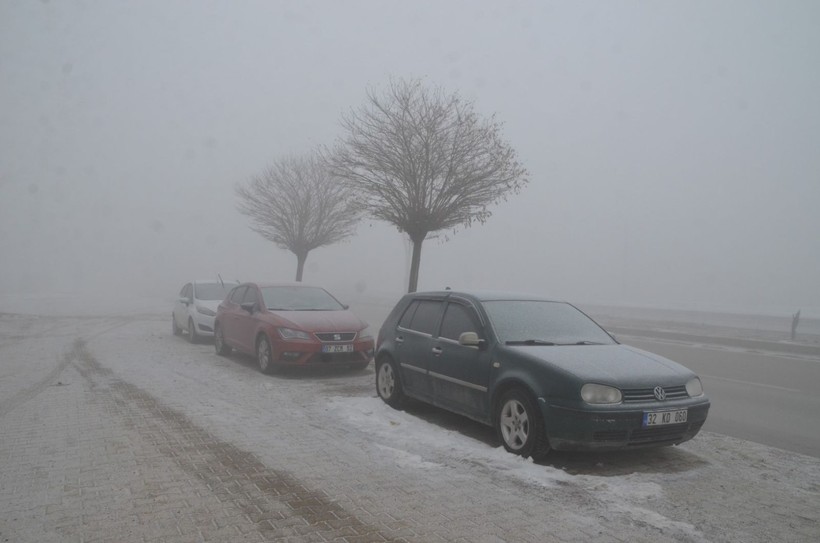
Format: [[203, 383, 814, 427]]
[[483, 300, 615, 345]]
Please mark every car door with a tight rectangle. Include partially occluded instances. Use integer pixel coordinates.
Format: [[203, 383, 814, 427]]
[[220, 285, 246, 347], [393, 298, 444, 400], [428, 299, 493, 419], [173, 283, 192, 329], [234, 285, 262, 353]]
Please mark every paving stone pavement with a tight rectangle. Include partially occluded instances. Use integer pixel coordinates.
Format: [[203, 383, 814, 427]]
[[1, 313, 819, 542]]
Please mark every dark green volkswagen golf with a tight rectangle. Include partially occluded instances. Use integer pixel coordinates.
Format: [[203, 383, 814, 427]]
[[375, 290, 710, 460]]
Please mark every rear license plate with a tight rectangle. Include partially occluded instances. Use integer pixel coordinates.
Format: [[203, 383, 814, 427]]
[[642, 409, 688, 427], [322, 344, 353, 353]]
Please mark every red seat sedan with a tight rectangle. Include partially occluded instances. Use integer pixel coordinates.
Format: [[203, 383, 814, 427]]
[[214, 282, 374, 373]]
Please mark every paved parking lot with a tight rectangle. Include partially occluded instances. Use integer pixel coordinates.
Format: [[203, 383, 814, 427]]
[[1, 312, 819, 542]]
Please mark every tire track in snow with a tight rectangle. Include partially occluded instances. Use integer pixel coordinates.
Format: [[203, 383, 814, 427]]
[[0, 318, 133, 418], [72, 338, 406, 542]]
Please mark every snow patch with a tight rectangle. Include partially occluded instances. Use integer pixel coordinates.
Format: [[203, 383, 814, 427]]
[[374, 444, 443, 470], [329, 395, 707, 541]]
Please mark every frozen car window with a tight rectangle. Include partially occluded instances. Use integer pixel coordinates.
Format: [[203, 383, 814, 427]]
[[398, 300, 419, 329], [229, 286, 247, 304], [483, 301, 615, 345], [407, 300, 443, 335], [194, 283, 237, 301], [262, 286, 344, 311], [439, 303, 479, 341], [242, 286, 260, 305]]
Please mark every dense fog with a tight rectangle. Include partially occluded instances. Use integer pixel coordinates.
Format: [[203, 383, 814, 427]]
[[1, 1, 818, 316]]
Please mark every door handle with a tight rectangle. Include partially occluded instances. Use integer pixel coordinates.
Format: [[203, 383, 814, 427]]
[[432, 347, 443, 356], [396, 336, 404, 343]]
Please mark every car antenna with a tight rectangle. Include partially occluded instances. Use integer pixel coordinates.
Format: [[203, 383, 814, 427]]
[[217, 274, 224, 288]]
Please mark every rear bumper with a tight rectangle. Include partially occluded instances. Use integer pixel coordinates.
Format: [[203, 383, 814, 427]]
[[541, 399, 710, 451]]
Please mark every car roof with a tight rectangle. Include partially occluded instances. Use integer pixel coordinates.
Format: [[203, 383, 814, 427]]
[[410, 290, 566, 303], [244, 282, 327, 289]]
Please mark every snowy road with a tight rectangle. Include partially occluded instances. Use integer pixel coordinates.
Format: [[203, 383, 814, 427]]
[[619, 335, 820, 458], [1, 312, 819, 542]]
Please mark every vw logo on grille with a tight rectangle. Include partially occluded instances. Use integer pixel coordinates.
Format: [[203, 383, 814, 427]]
[[333, 333, 341, 341], [653, 386, 667, 401]]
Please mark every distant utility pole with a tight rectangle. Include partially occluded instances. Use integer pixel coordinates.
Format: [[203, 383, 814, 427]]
[[791, 310, 801, 341]]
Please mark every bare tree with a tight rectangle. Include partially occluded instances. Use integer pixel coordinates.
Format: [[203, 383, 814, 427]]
[[331, 78, 528, 292], [236, 153, 361, 282]]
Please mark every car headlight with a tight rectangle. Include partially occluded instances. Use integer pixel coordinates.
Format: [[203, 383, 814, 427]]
[[581, 383, 622, 404], [686, 377, 704, 397], [278, 327, 311, 340], [196, 306, 216, 317]]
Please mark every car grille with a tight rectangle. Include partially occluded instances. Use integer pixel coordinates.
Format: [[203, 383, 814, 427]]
[[314, 332, 357, 342], [622, 385, 689, 403]]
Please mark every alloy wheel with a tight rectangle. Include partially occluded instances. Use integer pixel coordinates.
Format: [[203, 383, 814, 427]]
[[258, 338, 271, 372], [499, 398, 530, 451], [377, 362, 395, 399]]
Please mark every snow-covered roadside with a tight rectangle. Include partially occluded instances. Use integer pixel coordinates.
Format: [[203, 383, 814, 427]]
[[74, 314, 819, 542], [3, 306, 819, 541]]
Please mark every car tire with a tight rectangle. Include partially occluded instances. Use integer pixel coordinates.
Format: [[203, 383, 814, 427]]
[[495, 388, 550, 461], [172, 315, 182, 336], [187, 318, 199, 344], [376, 356, 405, 408], [214, 324, 231, 356], [257, 335, 276, 375]]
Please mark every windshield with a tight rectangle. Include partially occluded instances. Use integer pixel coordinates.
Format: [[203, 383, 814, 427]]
[[193, 282, 237, 301], [261, 286, 345, 311], [483, 300, 615, 346]]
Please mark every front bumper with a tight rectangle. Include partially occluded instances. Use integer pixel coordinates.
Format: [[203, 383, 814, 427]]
[[271, 337, 376, 368], [541, 398, 711, 451], [192, 314, 216, 336]]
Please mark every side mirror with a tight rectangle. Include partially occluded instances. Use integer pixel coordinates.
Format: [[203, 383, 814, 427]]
[[178, 297, 191, 305], [240, 302, 256, 314], [458, 331, 485, 350]]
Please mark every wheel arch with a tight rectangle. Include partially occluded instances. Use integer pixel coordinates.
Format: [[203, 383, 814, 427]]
[[255, 329, 273, 349], [491, 374, 543, 417], [492, 377, 552, 459]]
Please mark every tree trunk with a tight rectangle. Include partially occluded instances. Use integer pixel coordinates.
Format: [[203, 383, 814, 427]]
[[407, 235, 425, 293], [295, 251, 308, 282]]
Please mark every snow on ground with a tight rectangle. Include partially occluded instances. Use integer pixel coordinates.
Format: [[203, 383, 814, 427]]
[[327, 394, 706, 540], [2, 299, 820, 541]]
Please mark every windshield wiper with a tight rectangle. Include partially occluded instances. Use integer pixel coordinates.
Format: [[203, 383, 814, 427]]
[[505, 339, 556, 346], [570, 341, 605, 345]]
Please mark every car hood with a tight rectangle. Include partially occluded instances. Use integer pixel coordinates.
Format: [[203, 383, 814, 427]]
[[504, 344, 696, 387], [196, 299, 222, 312], [266, 310, 366, 332]]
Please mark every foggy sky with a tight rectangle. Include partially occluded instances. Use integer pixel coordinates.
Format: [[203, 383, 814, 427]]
[[1, 0, 819, 316]]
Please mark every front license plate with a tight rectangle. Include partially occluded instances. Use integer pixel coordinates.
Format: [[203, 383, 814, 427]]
[[322, 344, 353, 353], [643, 409, 688, 427]]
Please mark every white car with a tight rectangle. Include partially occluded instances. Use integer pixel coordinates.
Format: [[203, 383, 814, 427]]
[[172, 280, 238, 342]]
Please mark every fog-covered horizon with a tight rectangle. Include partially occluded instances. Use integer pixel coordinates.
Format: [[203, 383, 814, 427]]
[[2, 1, 819, 318]]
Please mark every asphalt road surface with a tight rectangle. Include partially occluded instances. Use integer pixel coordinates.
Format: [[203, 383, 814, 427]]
[[618, 335, 820, 458]]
